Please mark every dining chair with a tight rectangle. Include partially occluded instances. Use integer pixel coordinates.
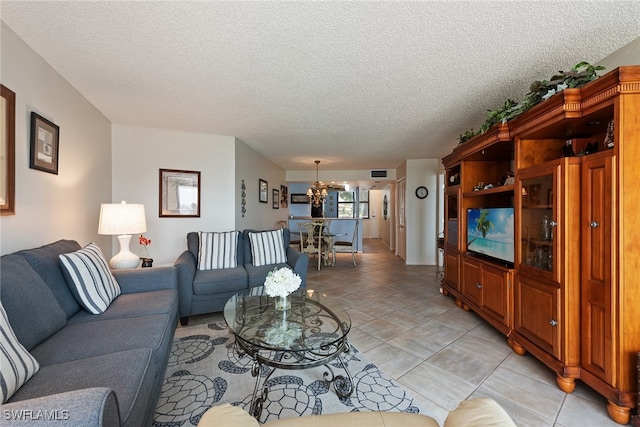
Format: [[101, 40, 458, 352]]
[[333, 219, 359, 266], [318, 219, 333, 266], [299, 220, 331, 270]]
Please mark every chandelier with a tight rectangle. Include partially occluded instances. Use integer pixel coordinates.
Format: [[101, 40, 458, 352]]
[[306, 160, 328, 208]]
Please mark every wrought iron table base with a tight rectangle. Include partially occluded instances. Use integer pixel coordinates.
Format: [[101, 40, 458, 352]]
[[245, 343, 354, 420]]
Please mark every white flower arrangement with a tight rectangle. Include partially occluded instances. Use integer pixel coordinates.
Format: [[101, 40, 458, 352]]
[[264, 267, 301, 298]]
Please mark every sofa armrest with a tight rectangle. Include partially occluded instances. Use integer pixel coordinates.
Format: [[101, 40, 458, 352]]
[[2, 388, 120, 427], [286, 247, 309, 287], [174, 250, 197, 318], [112, 266, 177, 294]]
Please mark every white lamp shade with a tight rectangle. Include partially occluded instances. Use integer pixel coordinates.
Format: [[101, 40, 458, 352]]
[[98, 201, 147, 235]]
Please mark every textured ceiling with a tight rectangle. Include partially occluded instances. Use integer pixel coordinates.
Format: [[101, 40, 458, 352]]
[[2, 1, 640, 172]]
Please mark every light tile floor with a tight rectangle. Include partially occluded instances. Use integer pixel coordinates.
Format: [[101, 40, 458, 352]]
[[184, 239, 627, 426]]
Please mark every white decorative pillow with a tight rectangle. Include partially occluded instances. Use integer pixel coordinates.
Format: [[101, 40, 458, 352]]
[[59, 243, 121, 314], [249, 229, 287, 267], [198, 231, 239, 270], [0, 302, 40, 403]]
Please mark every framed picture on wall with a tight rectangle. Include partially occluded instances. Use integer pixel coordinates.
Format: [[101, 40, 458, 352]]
[[291, 193, 308, 204], [1, 85, 15, 215], [259, 179, 268, 203], [272, 189, 279, 209], [29, 112, 59, 175], [159, 169, 201, 217], [280, 185, 288, 208]]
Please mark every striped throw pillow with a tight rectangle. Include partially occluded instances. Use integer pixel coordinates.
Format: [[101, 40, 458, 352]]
[[0, 302, 40, 403], [249, 229, 287, 267], [59, 243, 121, 314], [197, 231, 239, 270]]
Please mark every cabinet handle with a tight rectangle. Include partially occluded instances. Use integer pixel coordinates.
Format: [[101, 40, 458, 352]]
[[476, 283, 482, 289], [549, 319, 558, 327], [590, 221, 599, 228], [549, 220, 558, 227]]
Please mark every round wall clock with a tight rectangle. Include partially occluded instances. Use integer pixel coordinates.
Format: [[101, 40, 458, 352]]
[[415, 186, 428, 199]]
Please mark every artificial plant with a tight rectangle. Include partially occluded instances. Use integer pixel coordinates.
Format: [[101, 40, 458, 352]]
[[459, 61, 605, 144]]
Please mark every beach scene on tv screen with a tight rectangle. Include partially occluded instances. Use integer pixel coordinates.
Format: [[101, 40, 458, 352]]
[[467, 208, 514, 263]]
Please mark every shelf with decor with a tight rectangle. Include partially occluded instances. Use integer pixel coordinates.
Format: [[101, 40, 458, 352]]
[[462, 184, 514, 198], [441, 121, 515, 316], [440, 65, 640, 424]]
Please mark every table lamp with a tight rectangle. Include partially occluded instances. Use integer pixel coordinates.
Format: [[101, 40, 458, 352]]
[[98, 201, 147, 269]]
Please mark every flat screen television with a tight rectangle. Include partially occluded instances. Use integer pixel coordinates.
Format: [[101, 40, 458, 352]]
[[466, 207, 514, 265]]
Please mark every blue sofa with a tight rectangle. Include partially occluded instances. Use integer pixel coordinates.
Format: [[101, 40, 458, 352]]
[[174, 229, 308, 325], [0, 240, 178, 427]]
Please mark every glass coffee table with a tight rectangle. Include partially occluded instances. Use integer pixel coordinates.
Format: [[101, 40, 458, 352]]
[[223, 288, 353, 419]]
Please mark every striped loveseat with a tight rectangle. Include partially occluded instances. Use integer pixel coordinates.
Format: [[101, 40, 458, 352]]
[[174, 228, 308, 325]]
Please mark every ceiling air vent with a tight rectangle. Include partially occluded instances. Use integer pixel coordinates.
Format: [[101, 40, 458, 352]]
[[370, 170, 388, 178]]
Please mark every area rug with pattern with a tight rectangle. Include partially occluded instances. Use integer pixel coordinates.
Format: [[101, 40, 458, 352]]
[[153, 321, 429, 426]]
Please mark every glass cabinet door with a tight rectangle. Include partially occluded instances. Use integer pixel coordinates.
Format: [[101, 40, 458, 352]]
[[520, 171, 555, 272], [446, 191, 459, 248]]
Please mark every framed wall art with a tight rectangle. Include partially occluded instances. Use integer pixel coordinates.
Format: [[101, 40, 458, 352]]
[[1, 85, 15, 215], [272, 189, 279, 209], [291, 193, 309, 204], [259, 179, 268, 203], [29, 112, 59, 175], [280, 185, 288, 208], [159, 169, 201, 217]]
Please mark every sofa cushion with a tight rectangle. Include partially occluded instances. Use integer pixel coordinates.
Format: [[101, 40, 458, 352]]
[[67, 289, 178, 325], [0, 254, 67, 351], [0, 303, 40, 403], [59, 243, 121, 314], [248, 229, 287, 266], [245, 262, 291, 288], [19, 239, 82, 319], [8, 348, 155, 427], [30, 314, 172, 370], [198, 231, 239, 270], [192, 267, 248, 295]]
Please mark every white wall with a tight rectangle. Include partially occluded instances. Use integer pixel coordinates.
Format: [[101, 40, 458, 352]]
[[235, 140, 288, 230], [111, 124, 236, 265], [405, 159, 439, 265], [0, 23, 112, 255]]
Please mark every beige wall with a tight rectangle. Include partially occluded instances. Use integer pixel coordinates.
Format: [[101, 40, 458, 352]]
[[597, 37, 640, 69], [111, 124, 237, 265], [0, 23, 112, 255], [235, 140, 288, 231]]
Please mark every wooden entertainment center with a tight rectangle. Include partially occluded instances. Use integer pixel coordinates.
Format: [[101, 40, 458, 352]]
[[441, 66, 640, 424]]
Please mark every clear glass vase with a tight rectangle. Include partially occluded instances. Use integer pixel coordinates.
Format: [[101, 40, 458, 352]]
[[275, 294, 291, 311]]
